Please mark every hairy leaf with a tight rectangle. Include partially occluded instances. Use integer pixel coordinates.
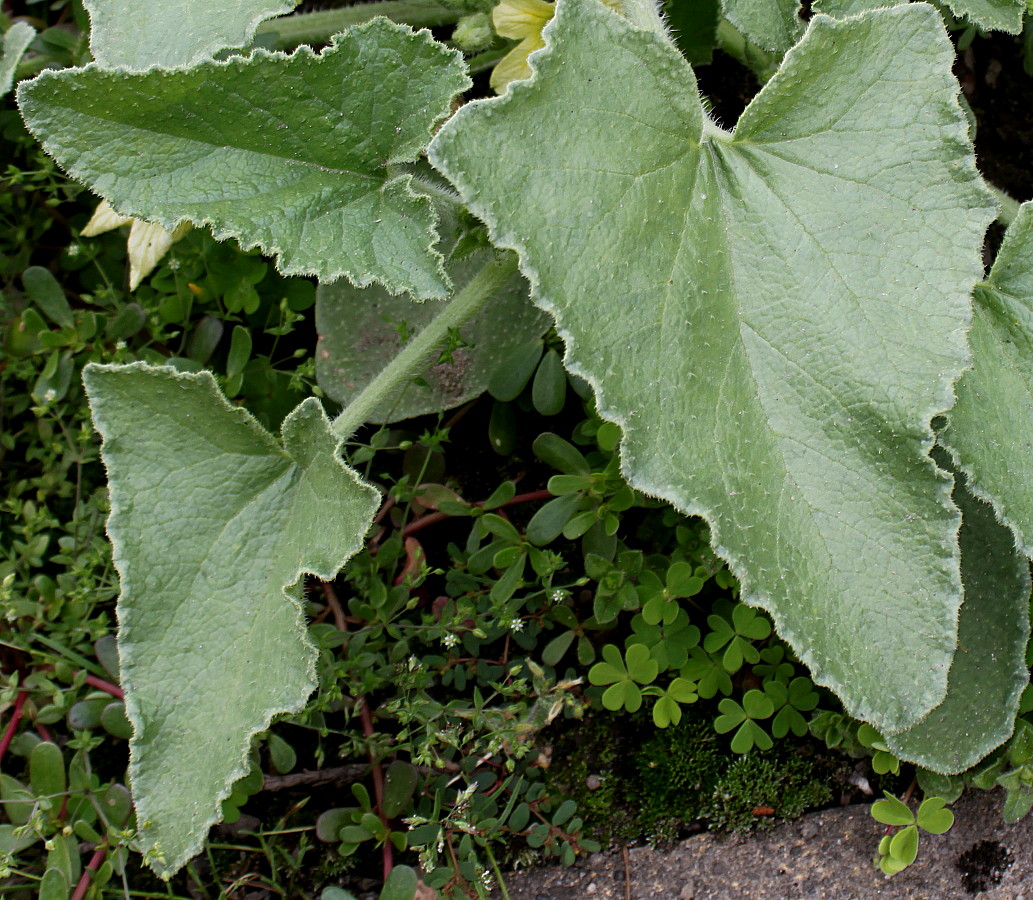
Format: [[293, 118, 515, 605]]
[[1, 21, 35, 98], [885, 465, 1030, 772], [943, 202, 1033, 556], [812, 0, 1023, 34], [18, 21, 469, 297], [316, 246, 548, 421], [722, 0, 803, 53], [83, 0, 294, 69], [83, 363, 379, 875], [431, 0, 995, 733]]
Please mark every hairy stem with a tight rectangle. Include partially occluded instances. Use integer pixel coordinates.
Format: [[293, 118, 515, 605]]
[[989, 184, 1022, 227], [332, 253, 520, 440], [256, 0, 463, 48]]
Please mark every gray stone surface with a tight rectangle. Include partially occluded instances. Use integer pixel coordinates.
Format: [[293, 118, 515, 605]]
[[495, 790, 1033, 899]]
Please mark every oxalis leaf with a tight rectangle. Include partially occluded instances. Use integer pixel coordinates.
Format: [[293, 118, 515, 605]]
[[430, 0, 995, 733], [17, 20, 470, 298], [884, 460, 1031, 772], [83, 0, 294, 69], [83, 362, 379, 876], [942, 202, 1033, 557]]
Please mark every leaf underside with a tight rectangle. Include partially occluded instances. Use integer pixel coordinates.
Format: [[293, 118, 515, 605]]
[[83, 0, 293, 69], [943, 202, 1033, 557], [316, 246, 549, 422], [885, 462, 1031, 772], [84, 363, 379, 875], [17, 20, 470, 297], [430, 0, 996, 736]]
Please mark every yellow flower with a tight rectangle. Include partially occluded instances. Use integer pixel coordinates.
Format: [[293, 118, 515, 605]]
[[490, 0, 555, 94], [490, 0, 623, 93]]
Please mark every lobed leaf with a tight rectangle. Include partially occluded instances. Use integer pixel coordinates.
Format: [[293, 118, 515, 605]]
[[18, 20, 470, 297], [83, 0, 294, 69], [430, 0, 995, 734], [721, 0, 804, 53], [884, 467, 1030, 773], [83, 362, 379, 875], [813, 0, 1023, 33], [943, 202, 1033, 556]]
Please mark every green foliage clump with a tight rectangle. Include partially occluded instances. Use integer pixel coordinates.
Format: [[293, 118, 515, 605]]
[[699, 750, 835, 832]]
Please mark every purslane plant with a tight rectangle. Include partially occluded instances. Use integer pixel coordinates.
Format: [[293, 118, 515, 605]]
[[12, 0, 1033, 875]]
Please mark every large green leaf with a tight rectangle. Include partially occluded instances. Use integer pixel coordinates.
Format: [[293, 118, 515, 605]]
[[721, 0, 804, 53], [812, 0, 1024, 36], [885, 463, 1031, 773], [316, 238, 548, 421], [17, 20, 469, 298], [430, 0, 996, 734], [83, 363, 379, 875], [83, 0, 294, 69], [943, 202, 1033, 556]]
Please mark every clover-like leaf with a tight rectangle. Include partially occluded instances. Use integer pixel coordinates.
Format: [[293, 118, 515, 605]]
[[884, 466, 1030, 773], [915, 797, 954, 835], [83, 362, 380, 875], [83, 0, 293, 69], [19, 20, 470, 297], [681, 647, 733, 699], [870, 792, 915, 827], [943, 202, 1033, 557], [887, 824, 920, 868], [430, 0, 995, 735]]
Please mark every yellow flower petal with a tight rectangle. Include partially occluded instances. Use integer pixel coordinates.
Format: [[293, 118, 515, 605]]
[[81, 199, 132, 237], [490, 35, 546, 93], [492, 0, 554, 40]]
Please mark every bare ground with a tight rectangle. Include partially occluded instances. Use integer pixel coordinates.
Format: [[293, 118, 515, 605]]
[[495, 790, 1033, 900]]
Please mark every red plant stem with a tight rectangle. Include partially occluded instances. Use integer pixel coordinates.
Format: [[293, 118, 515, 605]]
[[0, 690, 29, 763], [359, 699, 392, 880], [70, 846, 106, 900], [403, 488, 554, 538], [82, 673, 124, 700], [35, 722, 53, 743]]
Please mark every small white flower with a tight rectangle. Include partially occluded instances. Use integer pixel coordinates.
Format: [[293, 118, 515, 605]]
[[442, 632, 460, 648], [510, 618, 525, 632], [550, 588, 566, 603], [43, 389, 57, 403], [66, 243, 81, 257], [115, 340, 127, 350], [167, 257, 181, 271]]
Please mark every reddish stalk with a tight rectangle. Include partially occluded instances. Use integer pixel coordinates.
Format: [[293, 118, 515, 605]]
[[0, 690, 29, 763], [402, 488, 554, 539], [70, 846, 106, 900], [35, 722, 54, 743], [321, 581, 348, 633], [358, 698, 392, 880], [82, 673, 124, 701]]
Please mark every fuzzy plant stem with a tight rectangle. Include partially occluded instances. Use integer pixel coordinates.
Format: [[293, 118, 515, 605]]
[[989, 185, 1022, 226], [256, 0, 463, 48], [332, 253, 520, 441]]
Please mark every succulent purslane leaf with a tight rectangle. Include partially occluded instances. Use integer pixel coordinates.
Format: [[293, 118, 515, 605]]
[[17, 20, 470, 297], [885, 463, 1031, 773], [83, 363, 379, 875], [430, 0, 996, 736], [942, 202, 1033, 556], [82, 0, 293, 69]]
